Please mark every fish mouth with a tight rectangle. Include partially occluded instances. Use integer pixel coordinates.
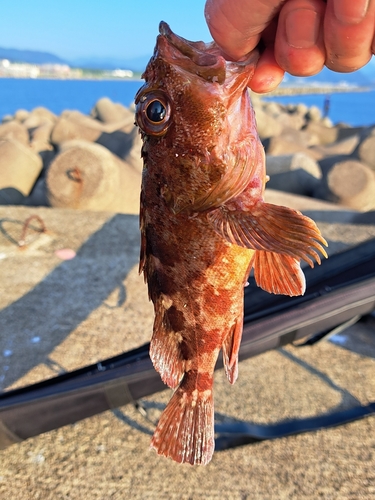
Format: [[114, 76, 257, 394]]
[[159, 21, 218, 67], [156, 22, 258, 87]]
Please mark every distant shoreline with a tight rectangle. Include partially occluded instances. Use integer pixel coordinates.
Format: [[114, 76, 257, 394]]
[[0, 75, 371, 98], [0, 75, 143, 82], [260, 86, 372, 96]]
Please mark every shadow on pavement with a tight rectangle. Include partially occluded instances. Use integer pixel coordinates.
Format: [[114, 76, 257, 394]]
[[0, 213, 139, 390]]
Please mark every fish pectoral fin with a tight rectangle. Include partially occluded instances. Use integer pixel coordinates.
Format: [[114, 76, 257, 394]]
[[252, 250, 306, 296], [208, 201, 328, 268], [150, 301, 186, 389], [151, 376, 214, 465], [190, 139, 259, 212], [222, 317, 243, 384]]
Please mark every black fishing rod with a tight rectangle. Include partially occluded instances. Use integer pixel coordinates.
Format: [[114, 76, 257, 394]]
[[1, 238, 375, 450]]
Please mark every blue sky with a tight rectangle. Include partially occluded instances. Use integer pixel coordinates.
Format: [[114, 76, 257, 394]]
[[0, 0, 211, 61]]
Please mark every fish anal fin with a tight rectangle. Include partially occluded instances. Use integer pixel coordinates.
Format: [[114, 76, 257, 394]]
[[151, 382, 214, 465], [253, 250, 306, 296], [150, 299, 186, 389], [222, 317, 243, 384], [208, 201, 328, 267]]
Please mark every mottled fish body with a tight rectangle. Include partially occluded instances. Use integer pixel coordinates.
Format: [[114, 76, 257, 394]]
[[135, 22, 327, 465]]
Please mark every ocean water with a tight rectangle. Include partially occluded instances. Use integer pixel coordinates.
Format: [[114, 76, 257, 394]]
[[0, 78, 143, 118], [0, 77, 374, 127]]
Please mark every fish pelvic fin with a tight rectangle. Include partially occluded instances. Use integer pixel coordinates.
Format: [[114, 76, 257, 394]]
[[222, 317, 243, 384], [151, 375, 215, 465], [253, 251, 306, 296], [208, 201, 328, 268], [150, 299, 186, 389]]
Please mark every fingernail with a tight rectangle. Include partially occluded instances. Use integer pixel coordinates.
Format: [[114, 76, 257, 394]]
[[333, 0, 369, 24], [286, 9, 320, 49]]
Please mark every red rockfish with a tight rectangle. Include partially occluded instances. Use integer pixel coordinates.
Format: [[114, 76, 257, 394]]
[[135, 22, 327, 465]]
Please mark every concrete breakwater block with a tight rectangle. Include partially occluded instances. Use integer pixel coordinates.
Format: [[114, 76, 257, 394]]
[[51, 112, 104, 145], [13, 109, 30, 123], [265, 127, 319, 156], [29, 119, 55, 153], [22, 107, 57, 130], [275, 111, 305, 131], [96, 126, 143, 171], [0, 138, 43, 204], [308, 134, 360, 160], [51, 109, 138, 152], [358, 134, 375, 170], [266, 152, 322, 195], [304, 121, 339, 145], [91, 97, 135, 125], [1, 95, 373, 217], [121, 129, 143, 173], [315, 159, 375, 211], [253, 105, 284, 139], [0, 121, 30, 145], [46, 141, 141, 214]]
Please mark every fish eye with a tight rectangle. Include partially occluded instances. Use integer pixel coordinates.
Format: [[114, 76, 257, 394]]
[[135, 90, 172, 136], [146, 100, 166, 123]]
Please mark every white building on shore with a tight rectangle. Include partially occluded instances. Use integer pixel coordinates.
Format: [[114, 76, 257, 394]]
[[0, 59, 82, 79]]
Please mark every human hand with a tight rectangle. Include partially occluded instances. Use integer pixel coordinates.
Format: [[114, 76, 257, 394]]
[[205, 0, 375, 93]]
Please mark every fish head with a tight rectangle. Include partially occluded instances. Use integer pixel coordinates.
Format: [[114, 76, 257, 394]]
[[135, 22, 261, 213]]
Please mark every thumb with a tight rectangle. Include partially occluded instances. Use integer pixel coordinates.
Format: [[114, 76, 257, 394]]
[[205, 0, 282, 59]]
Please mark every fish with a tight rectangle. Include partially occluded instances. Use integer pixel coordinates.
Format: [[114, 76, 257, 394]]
[[134, 22, 327, 466]]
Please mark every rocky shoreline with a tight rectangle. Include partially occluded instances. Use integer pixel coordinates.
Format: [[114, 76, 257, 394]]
[[263, 85, 371, 96], [0, 94, 374, 213]]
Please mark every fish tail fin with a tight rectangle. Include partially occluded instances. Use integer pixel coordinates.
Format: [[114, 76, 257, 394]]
[[151, 379, 215, 465]]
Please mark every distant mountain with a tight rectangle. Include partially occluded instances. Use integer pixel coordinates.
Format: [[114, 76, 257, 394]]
[[0, 45, 151, 71], [0, 47, 68, 65], [70, 55, 152, 72]]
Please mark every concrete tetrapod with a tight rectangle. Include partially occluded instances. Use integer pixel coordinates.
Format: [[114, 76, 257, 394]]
[[265, 152, 322, 196], [318, 159, 375, 211], [0, 138, 43, 204], [46, 140, 141, 214]]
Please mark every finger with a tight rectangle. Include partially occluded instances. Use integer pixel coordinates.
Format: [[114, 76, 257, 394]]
[[204, 0, 283, 60], [274, 0, 326, 76], [324, 0, 375, 71], [249, 46, 285, 93]]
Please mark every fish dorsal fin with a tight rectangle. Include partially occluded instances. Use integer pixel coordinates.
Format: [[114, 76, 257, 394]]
[[208, 201, 328, 268]]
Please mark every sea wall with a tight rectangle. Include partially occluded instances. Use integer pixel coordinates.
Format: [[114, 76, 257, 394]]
[[0, 94, 375, 213]]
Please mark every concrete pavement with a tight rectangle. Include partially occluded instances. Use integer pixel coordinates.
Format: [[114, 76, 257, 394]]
[[0, 193, 374, 499]]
